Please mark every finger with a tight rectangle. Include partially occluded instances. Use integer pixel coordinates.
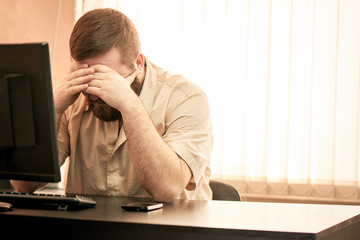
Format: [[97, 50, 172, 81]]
[[83, 86, 100, 97], [66, 68, 94, 83], [90, 64, 112, 73], [87, 79, 103, 88], [69, 74, 94, 88], [92, 72, 106, 80], [69, 84, 89, 94], [70, 62, 89, 72]]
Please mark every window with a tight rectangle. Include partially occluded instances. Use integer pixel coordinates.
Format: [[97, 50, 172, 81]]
[[78, 0, 360, 202]]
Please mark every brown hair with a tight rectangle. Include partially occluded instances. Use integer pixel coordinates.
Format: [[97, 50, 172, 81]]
[[70, 8, 141, 66]]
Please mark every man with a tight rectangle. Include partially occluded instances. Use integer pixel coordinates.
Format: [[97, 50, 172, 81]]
[[11, 8, 213, 202]]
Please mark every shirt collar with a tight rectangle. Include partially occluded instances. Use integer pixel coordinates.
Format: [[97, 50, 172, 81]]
[[139, 57, 156, 113]]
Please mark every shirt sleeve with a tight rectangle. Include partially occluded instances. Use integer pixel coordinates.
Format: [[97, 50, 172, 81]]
[[162, 87, 213, 189], [57, 112, 70, 166]]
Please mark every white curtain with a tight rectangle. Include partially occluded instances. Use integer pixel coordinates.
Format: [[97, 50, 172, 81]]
[[78, 0, 360, 201]]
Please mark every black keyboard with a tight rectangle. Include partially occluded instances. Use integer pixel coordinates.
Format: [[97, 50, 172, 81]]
[[0, 191, 96, 210]]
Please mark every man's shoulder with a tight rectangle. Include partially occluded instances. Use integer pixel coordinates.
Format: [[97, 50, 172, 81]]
[[149, 62, 204, 96]]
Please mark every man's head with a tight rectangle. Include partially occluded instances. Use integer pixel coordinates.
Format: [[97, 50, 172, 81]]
[[70, 8, 141, 68], [69, 8, 144, 122]]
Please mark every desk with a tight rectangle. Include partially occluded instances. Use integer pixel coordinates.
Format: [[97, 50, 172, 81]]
[[1, 196, 360, 240]]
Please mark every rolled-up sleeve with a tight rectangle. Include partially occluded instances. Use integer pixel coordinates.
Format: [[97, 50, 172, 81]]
[[162, 87, 213, 188]]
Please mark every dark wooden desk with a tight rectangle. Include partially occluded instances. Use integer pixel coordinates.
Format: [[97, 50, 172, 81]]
[[1, 195, 360, 240]]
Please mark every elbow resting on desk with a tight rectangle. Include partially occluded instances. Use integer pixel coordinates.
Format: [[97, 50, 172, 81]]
[[10, 180, 47, 193], [149, 187, 181, 203], [144, 174, 195, 203]]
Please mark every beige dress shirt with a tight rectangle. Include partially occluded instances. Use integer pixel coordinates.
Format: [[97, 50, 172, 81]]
[[58, 59, 213, 200]]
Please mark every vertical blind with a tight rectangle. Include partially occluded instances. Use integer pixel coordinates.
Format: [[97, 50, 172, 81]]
[[78, 0, 360, 200]]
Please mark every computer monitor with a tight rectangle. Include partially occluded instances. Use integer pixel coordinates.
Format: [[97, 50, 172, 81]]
[[0, 42, 60, 183]]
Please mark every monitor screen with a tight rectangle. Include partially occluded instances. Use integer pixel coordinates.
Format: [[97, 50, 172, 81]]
[[0, 42, 60, 183]]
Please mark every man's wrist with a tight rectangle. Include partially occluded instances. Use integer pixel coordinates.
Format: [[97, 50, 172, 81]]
[[117, 91, 143, 115]]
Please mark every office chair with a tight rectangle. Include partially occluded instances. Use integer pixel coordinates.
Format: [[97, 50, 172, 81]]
[[209, 180, 241, 201]]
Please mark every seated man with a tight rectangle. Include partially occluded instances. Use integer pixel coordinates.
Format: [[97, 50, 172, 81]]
[[11, 8, 213, 202]]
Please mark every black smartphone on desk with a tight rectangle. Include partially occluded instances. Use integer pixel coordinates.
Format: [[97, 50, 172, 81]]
[[122, 202, 163, 212]]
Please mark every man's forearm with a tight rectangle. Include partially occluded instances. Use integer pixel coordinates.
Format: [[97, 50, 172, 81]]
[[122, 96, 192, 202], [10, 180, 47, 193]]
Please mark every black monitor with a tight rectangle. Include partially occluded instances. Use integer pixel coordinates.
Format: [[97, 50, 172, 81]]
[[0, 42, 60, 183]]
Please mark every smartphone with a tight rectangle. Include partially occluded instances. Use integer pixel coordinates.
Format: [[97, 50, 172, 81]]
[[121, 202, 163, 212]]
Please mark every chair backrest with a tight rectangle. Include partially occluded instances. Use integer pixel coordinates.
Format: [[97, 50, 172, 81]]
[[209, 180, 241, 201]]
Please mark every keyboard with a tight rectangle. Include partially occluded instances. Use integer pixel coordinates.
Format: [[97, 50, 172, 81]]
[[0, 191, 96, 210]]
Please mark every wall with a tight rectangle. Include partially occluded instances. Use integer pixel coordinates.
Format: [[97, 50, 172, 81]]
[[0, 0, 76, 85]]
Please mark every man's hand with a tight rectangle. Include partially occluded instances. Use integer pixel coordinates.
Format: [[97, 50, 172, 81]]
[[84, 64, 139, 112], [53, 63, 94, 114]]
